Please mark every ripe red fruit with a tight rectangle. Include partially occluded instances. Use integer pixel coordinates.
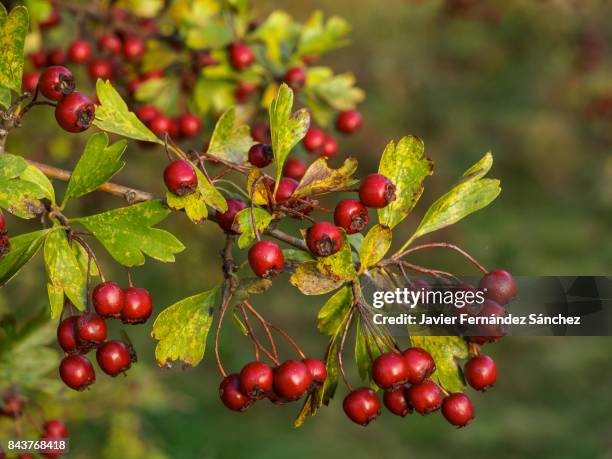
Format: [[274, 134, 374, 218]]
[[248, 143, 274, 167], [229, 43, 255, 70], [284, 66, 307, 90], [54, 92, 95, 133], [164, 160, 198, 196], [479, 270, 517, 305], [39, 434, 63, 458], [123, 36, 145, 61], [464, 355, 497, 391], [43, 420, 68, 438], [98, 35, 122, 54], [22, 71, 40, 93], [302, 358, 326, 386], [469, 299, 507, 344], [334, 199, 368, 234], [215, 198, 247, 233], [47, 49, 66, 66], [30, 50, 48, 68], [343, 388, 381, 426], [76, 313, 107, 351], [219, 373, 253, 411], [68, 40, 92, 64], [121, 287, 153, 324], [383, 387, 411, 417], [320, 135, 339, 157], [248, 240, 284, 278], [149, 115, 172, 137], [239, 361, 274, 399], [96, 340, 133, 376], [136, 105, 161, 125], [306, 222, 343, 257], [235, 81, 257, 103], [0, 393, 24, 418], [275, 177, 298, 203], [88, 58, 113, 80], [359, 173, 396, 208], [402, 347, 436, 384], [371, 352, 410, 390], [282, 158, 307, 180], [407, 380, 443, 415], [336, 109, 363, 134], [92, 281, 125, 318], [0, 212, 4, 231], [59, 354, 95, 391], [303, 128, 325, 153], [57, 315, 79, 353], [38, 66, 74, 101], [178, 113, 202, 138], [251, 123, 271, 143], [442, 393, 474, 427], [39, 7, 60, 29], [273, 360, 313, 400]]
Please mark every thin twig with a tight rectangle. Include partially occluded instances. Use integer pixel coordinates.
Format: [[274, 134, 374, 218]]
[[392, 242, 488, 274], [338, 307, 355, 391]]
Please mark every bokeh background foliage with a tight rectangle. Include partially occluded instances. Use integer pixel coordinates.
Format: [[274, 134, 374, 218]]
[[1, 0, 611, 458]]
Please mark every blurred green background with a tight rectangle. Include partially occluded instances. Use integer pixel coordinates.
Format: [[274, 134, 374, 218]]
[[2, 0, 612, 458]]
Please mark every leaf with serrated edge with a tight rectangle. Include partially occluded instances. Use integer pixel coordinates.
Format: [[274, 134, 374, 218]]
[[0, 6, 28, 93], [194, 167, 227, 212], [297, 11, 351, 57], [317, 285, 352, 335], [0, 229, 51, 286], [0, 179, 47, 219], [246, 168, 270, 205], [166, 191, 208, 224], [234, 208, 273, 249], [359, 224, 392, 273], [208, 106, 255, 164], [294, 157, 358, 198], [410, 336, 468, 393], [290, 261, 344, 295], [316, 231, 356, 282]]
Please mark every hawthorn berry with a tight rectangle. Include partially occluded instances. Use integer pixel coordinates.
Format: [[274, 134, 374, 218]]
[[336, 109, 363, 134], [164, 160, 198, 196], [123, 36, 145, 61], [371, 352, 410, 390], [359, 173, 396, 208], [302, 358, 326, 387], [88, 58, 113, 80], [39, 7, 60, 29], [469, 299, 507, 344], [98, 34, 122, 54], [39, 66, 75, 101], [407, 380, 443, 415], [178, 113, 202, 138], [235, 81, 258, 103], [219, 373, 253, 412], [22, 71, 40, 93], [75, 313, 107, 352], [275, 177, 298, 203], [320, 135, 339, 157], [0, 393, 24, 418], [96, 340, 133, 376], [43, 420, 68, 438], [0, 212, 5, 230], [441, 393, 474, 427], [283, 158, 307, 180], [92, 281, 125, 318], [216, 198, 247, 234], [464, 355, 497, 391], [402, 347, 436, 384], [239, 361, 274, 399], [248, 240, 284, 278], [334, 199, 368, 234], [343, 388, 381, 426], [55, 92, 95, 133], [229, 43, 255, 70], [479, 270, 517, 305], [303, 127, 326, 153], [306, 222, 343, 257], [251, 123, 271, 143], [47, 49, 67, 66], [68, 40, 92, 64], [30, 50, 48, 68], [149, 115, 172, 137], [39, 434, 63, 459], [383, 386, 411, 417], [284, 66, 307, 90], [273, 360, 313, 400], [248, 143, 274, 168], [121, 287, 153, 324], [59, 354, 95, 391], [56, 315, 79, 353], [136, 105, 161, 125]]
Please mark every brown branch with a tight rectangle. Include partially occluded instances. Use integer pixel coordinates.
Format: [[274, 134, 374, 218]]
[[392, 242, 488, 274]]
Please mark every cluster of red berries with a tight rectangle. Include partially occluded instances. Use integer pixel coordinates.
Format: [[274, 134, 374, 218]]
[[56, 282, 151, 391], [0, 212, 9, 260], [136, 106, 203, 141], [219, 358, 326, 412]]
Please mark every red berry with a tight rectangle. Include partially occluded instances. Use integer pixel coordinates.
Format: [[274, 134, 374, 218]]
[[239, 361, 274, 399], [407, 380, 443, 415], [149, 115, 172, 138], [334, 199, 368, 234], [275, 177, 298, 203], [248, 240, 284, 278], [197, 52, 219, 67], [30, 50, 48, 68], [164, 160, 198, 196], [88, 58, 113, 80], [22, 71, 40, 93], [121, 287, 153, 324], [442, 393, 474, 427], [248, 143, 274, 167], [282, 158, 307, 180], [75, 313, 107, 352], [469, 299, 507, 344], [68, 40, 92, 64], [39, 433, 63, 458], [383, 386, 411, 417], [235, 81, 257, 103], [0, 212, 5, 230], [251, 123, 271, 143], [464, 355, 497, 391], [55, 92, 95, 133], [479, 270, 517, 305], [59, 354, 95, 391], [306, 222, 343, 257], [92, 281, 125, 318], [320, 135, 339, 157], [216, 198, 247, 234], [47, 49, 66, 66], [123, 36, 145, 61], [343, 388, 381, 426], [178, 113, 202, 138], [136, 105, 161, 125], [44, 420, 68, 438], [98, 35, 123, 54], [229, 43, 255, 71], [336, 109, 363, 134], [220, 373, 253, 411], [284, 66, 307, 90], [273, 360, 313, 400], [371, 352, 410, 390], [96, 340, 133, 376], [39, 8, 60, 29], [359, 173, 396, 208], [0, 393, 24, 418], [57, 315, 78, 353], [303, 128, 325, 153], [402, 347, 436, 384], [38, 66, 74, 101], [302, 358, 326, 386]]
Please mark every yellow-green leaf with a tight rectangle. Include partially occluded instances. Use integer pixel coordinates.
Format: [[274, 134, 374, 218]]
[[0, 229, 51, 286], [315, 231, 356, 282], [208, 107, 255, 164], [297, 11, 351, 57], [0, 5, 28, 93], [354, 316, 381, 381], [290, 261, 344, 295], [358, 224, 392, 273], [317, 285, 352, 335], [293, 156, 358, 198], [166, 191, 208, 224], [246, 168, 271, 205], [234, 207, 273, 249], [410, 336, 468, 393]]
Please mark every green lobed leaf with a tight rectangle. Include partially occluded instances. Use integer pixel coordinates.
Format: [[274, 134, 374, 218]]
[[358, 224, 392, 273], [246, 168, 271, 205], [134, 76, 181, 117], [0, 179, 47, 219], [293, 157, 358, 198], [0, 153, 27, 180], [0, 85, 10, 109], [93, 79, 162, 144], [74, 200, 185, 267], [234, 278, 273, 303], [282, 249, 315, 262], [234, 207, 273, 249], [152, 285, 220, 367], [377, 136, 433, 229], [19, 163, 55, 202], [194, 167, 228, 212], [116, 0, 163, 17], [297, 11, 351, 57], [290, 261, 344, 295], [317, 285, 353, 335], [208, 107, 255, 164], [410, 336, 468, 393], [304, 67, 364, 112], [63, 133, 128, 206], [315, 231, 356, 282], [354, 316, 381, 381], [0, 229, 51, 286], [0, 5, 28, 93], [250, 11, 301, 68], [185, 22, 233, 49], [193, 76, 236, 115], [166, 191, 208, 224]]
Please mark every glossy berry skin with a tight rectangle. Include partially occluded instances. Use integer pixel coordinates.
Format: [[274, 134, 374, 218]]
[[149, 115, 172, 137], [92, 281, 124, 318], [56, 315, 79, 354], [239, 361, 274, 399], [371, 352, 410, 390], [216, 198, 247, 234], [248, 143, 273, 168], [136, 105, 160, 125], [442, 393, 474, 427], [59, 354, 95, 391], [164, 160, 198, 196], [320, 135, 339, 157], [283, 158, 307, 180], [336, 109, 363, 134], [275, 178, 298, 203], [30, 50, 47, 68], [47, 50, 66, 66], [76, 313, 107, 352], [359, 174, 396, 208], [179, 113, 202, 138], [121, 287, 153, 324], [343, 388, 381, 426], [284, 66, 307, 90], [68, 40, 92, 64], [44, 420, 68, 438], [479, 270, 517, 305], [123, 36, 145, 61], [273, 360, 313, 401], [464, 355, 497, 391], [96, 340, 133, 376], [469, 299, 507, 344], [407, 381, 443, 415], [22, 71, 40, 93], [303, 128, 325, 153], [251, 123, 271, 143], [334, 199, 368, 234], [229, 43, 255, 71], [402, 347, 436, 384], [306, 222, 343, 257], [98, 35, 122, 54], [219, 373, 253, 412], [383, 387, 411, 417], [248, 240, 284, 278], [88, 58, 113, 80], [55, 92, 95, 133], [0, 393, 24, 418], [302, 358, 326, 386], [39, 66, 75, 101]]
